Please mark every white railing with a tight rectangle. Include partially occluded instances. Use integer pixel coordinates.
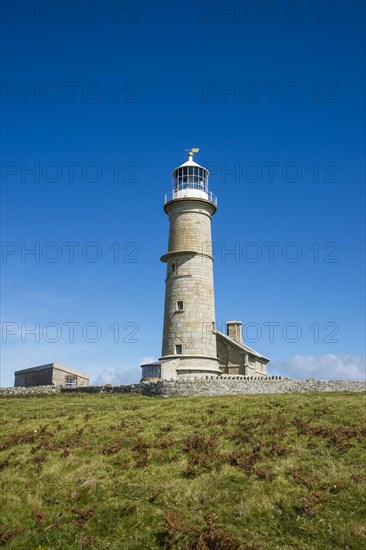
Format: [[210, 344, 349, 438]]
[[164, 189, 217, 205]]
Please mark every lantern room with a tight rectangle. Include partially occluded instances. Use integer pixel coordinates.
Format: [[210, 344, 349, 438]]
[[164, 148, 217, 205]]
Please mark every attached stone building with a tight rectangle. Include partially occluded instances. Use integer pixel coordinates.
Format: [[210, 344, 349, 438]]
[[216, 321, 269, 376], [14, 363, 89, 388], [142, 320, 269, 380]]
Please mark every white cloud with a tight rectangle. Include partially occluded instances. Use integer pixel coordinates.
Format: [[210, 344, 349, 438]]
[[268, 354, 366, 381], [93, 356, 157, 385]]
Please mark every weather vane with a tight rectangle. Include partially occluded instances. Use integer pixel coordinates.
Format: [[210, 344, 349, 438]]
[[186, 147, 200, 159]]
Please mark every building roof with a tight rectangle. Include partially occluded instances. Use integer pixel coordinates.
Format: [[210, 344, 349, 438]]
[[171, 157, 208, 174], [215, 331, 270, 362], [140, 359, 173, 367], [14, 363, 89, 379]]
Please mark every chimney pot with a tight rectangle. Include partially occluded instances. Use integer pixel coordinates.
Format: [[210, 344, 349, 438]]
[[226, 321, 243, 343]]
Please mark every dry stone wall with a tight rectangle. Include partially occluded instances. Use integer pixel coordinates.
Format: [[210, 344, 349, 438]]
[[1, 378, 364, 398], [0, 385, 61, 397]]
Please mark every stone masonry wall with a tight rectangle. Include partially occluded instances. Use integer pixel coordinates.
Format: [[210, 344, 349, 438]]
[[0, 385, 61, 397], [216, 335, 267, 376], [166, 200, 216, 254], [52, 368, 89, 387], [161, 198, 219, 374], [162, 253, 216, 358], [14, 368, 53, 387], [1, 378, 364, 398]]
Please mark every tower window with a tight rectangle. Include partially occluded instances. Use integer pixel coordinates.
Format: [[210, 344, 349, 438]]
[[176, 344, 182, 355], [171, 263, 176, 274], [177, 301, 184, 311]]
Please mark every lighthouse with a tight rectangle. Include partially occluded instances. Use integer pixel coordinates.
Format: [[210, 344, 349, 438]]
[[159, 148, 221, 378], [140, 150, 270, 381]]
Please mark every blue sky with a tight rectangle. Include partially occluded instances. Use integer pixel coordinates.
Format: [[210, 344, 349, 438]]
[[1, 0, 365, 386]]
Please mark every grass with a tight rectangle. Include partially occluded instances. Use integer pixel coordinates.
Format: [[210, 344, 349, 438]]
[[0, 391, 365, 549]]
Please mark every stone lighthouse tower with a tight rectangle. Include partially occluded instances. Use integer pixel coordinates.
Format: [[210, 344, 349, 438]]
[[140, 149, 270, 382], [149, 149, 222, 380]]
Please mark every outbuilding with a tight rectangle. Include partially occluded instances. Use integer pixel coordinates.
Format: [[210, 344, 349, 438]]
[[14, 363, 89, 388]]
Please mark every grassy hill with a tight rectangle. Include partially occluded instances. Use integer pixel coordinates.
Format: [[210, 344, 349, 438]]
[[0, 392, 365, 549]]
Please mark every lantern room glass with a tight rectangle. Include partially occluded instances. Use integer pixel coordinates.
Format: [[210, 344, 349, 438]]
[[173, 166, 208, 193]]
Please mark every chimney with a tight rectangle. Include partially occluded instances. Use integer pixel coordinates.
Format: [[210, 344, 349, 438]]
[[226, 321, 243, 344]]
